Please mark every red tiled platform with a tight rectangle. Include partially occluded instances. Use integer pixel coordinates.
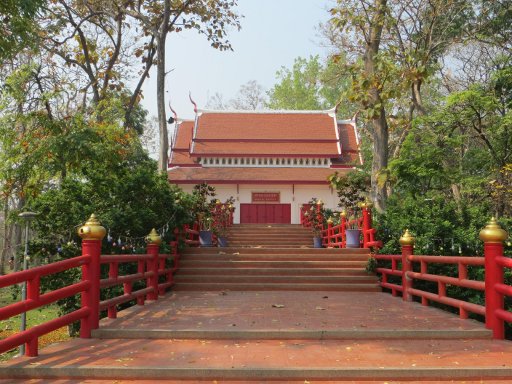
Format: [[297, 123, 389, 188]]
[[92, 291, 489, 339], [3, 291, 511, 382]]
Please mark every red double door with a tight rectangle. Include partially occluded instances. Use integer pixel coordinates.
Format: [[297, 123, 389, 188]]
[[240, 203, 291, 224]]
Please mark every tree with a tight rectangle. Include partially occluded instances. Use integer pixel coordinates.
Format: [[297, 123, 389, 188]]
[[267, 56, 325, 111], [206, 80, 267, 110], [0, 0, 45, 60], [330, 0, 390, 213], [230, 80, 266, 110], [125, 0, 241, 172]]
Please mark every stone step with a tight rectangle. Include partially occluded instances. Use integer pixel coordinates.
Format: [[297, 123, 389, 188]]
[[4, 337, 511, 381], [227, 241, 312, 246], [174, 275, 378, 284], [172, 282, 380, 291], [177, 267, 370, 276], [227, 231, 311, 236], [92, 328, 491, 340], [180, 252, 369, 260], [178, 260, 368, 268], [181, 247, 369, 255]]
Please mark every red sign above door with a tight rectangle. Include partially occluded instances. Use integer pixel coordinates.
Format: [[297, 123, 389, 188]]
[[252, 192, 280, 203]]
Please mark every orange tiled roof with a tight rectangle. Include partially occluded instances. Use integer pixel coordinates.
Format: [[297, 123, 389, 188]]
[[191, 141, 340, 157], [338, 122, 358, 152], [168, 111, 362, 176], [194, 111, 338, 141], [173, 120, 194, 150], [168, 166, 352, 184]]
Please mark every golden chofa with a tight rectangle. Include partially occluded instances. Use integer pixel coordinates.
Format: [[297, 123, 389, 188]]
[[479, 217, 508, 243], [78, 214, 106, 241]]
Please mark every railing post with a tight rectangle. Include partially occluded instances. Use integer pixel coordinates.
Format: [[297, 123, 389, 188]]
[[78, 214, 106, 338], [361, 202, 372, 248], [326, 218, 333, 248], [480, 217, 508, 339], [146, 228, 162, 301], [341, 211, 347, 248], [399, 229, 415, 302]]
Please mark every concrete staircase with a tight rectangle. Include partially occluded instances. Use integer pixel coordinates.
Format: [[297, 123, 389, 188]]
[[3, 224, 512, 382], [174, 224, 379, 291]]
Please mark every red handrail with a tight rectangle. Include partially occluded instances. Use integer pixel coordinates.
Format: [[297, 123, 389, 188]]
[[0, 222, 183, 357], [300, 203, 382, 249], [374, 220, 510, 339]]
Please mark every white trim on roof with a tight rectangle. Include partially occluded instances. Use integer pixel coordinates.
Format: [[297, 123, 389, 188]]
[[196, 108, 336, 115]]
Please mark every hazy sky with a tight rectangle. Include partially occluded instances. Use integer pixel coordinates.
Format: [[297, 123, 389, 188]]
[[140, 1, 332, 121]]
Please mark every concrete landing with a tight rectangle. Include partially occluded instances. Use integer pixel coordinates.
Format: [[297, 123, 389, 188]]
[[92, 291, 490, 339], [2, 337, 512, 380], [2, 291, 507, 382]]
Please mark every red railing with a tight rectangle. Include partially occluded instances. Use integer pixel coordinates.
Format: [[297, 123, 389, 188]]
[[0, 255, 92, 356], [0, 217, 182, 357], [179, 203, 234, 247], [374, 220, 510, 339], [300, 202, 382, 249]]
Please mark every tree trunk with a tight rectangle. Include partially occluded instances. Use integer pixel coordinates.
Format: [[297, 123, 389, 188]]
[[365, 0, 389, 213], [371, 108, 389, 213], [411, 79, 426, 116], [156, 35, 169, 173], [155, 0, 173, 173]]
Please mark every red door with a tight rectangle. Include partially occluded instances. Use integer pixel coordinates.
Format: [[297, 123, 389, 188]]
[[240, 204, 291, 224]]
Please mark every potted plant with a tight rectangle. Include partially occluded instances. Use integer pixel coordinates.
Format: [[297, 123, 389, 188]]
[[192, 183, 217, 247], [343, 210, 361, 248], [307, 198, 326, 248], [212, 201, 230, 247]]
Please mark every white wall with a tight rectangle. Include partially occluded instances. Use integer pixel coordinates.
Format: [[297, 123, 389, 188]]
[[176, 183, 339, 224]]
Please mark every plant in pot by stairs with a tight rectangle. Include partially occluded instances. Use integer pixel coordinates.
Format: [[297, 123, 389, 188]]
[[192, 183, 216, 247], [212, 201, 231, 247], [328, 171, 370, 249], [343, 210, 361, 248], [307, 198, 326, 248]]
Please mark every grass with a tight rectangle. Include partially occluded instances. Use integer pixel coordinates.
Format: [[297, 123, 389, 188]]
[[0, 281, 71, 362]]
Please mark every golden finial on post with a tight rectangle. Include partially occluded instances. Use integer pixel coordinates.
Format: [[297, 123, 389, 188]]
[[340, 210, 347, 218], [146, 228, 162, 246], [479, 217, 508, 243], [78, 214, 106, 240], [317, 199, 323, 205], [327, 217, 334, 225], [399, 229, 415, 246]]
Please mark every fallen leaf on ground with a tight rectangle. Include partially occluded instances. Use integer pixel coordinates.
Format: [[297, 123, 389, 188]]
[[315, 306, 326, 310], [272, 304, 285, 308]]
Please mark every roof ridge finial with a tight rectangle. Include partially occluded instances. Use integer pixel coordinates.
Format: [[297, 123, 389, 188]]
[[168, 99, 178, 122], [189, 91, 198, 113]]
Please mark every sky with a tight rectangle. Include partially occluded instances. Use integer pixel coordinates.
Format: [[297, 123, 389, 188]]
[[140, 0, 333, 121]]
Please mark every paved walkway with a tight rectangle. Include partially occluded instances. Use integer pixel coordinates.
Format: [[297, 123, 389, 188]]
[[4, 291, 512, 382], [93, 291, 489, 338]]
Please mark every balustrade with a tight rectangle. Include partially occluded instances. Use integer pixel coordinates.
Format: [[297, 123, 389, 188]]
[[375, 218, 510, 339]]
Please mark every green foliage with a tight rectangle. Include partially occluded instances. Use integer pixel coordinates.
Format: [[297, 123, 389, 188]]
[[0, 0, 44, 60], [191, 183, 217, 230], [374, 193, 497, 256], [266, 55, 355, 115], [328, 171, 370, 213], [305, 198, 327, 236]]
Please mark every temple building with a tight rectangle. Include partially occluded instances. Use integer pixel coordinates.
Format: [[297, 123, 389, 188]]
[[167, 108, 361, 224]]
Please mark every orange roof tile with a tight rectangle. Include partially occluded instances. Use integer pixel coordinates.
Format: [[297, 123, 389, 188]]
[[194, 111, 338, 141], [169, 151, 198, 165], [173, 121, 194, 150], [191, 141, 340, 156], [338, 122, 358, 152], [167, 166, 352, 184]]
